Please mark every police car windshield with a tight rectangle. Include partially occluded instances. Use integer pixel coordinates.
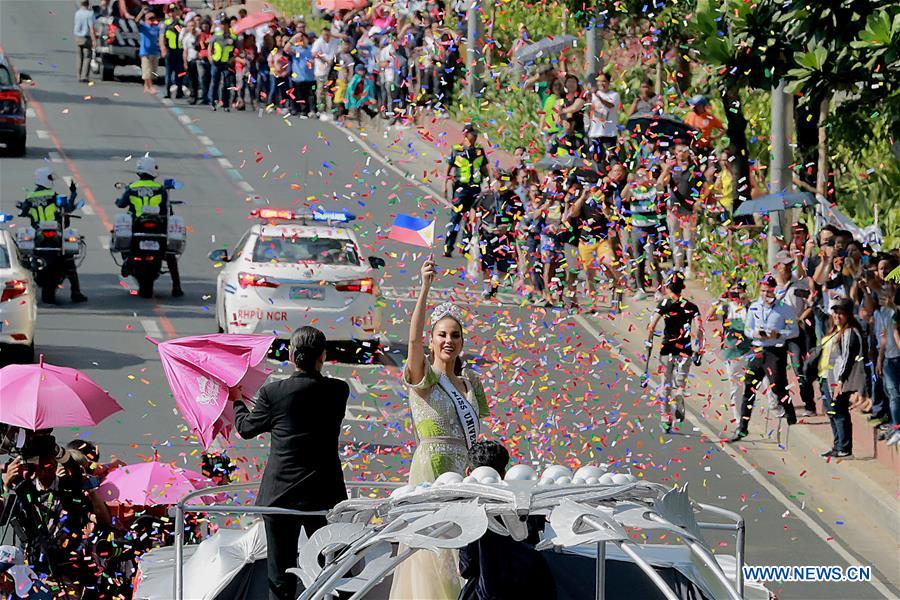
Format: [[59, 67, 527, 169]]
[[252, 236, 360, 265]]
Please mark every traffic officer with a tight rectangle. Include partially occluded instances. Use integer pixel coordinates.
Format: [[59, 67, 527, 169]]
[[17, 168, 87, 303], [115, 156, 184, 297], [161, 3, 184, 99], [443, 123, 490, 257], [208, 18, 237, 111]]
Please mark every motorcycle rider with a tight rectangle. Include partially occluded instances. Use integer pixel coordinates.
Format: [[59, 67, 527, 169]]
[[17, 168, 88, 303], [115, 156, 184, 297]]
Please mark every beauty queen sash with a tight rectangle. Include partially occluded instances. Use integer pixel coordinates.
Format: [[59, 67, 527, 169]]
[[438, 373, 479, 449]]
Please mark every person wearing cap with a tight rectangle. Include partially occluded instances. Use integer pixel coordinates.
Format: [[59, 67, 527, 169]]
[[1, 434, 106, 588], [208, 19, 238, 111], [774, 249, 816, 416], [813, 299, 865, 457], [728, 275, 799, 442], [160, 3, 185, 99], [709, 278, 753, 425], [684, 94, 724, 151], [443, 123, 489, 257], [232, 326, 349, 600]]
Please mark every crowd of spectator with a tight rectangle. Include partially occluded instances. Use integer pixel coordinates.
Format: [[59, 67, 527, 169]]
[[117, 1, 464, 126], [0, 429, 235, 597]]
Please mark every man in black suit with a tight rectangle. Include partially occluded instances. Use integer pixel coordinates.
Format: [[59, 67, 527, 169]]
[[458, 441, 557, 600], [233, 326, 349, 600]]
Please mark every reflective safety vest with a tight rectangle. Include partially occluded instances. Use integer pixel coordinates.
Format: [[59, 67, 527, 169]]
[[451, 145, 485, 186], [127, 179, 164, 217], [164, 18, 183, 50], [210, 33, 236, 64], [26, 189, 58, 223]]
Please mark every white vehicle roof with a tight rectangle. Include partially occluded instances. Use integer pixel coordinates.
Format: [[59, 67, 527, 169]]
[[256, 223, 356, 240]]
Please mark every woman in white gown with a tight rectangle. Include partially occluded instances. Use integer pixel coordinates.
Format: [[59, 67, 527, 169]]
[[389, 256, 490, 599]]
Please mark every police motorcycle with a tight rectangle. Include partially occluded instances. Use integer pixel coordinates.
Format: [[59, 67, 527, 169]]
[[110, 177, 186, 299], [15, 175, 87, 304]]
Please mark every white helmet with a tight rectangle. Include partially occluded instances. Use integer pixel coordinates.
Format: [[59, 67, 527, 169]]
[[34, 167, 55, 189], [136, 155, 158, 178]]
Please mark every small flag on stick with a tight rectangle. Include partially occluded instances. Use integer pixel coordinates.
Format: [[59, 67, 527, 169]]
[[388, 214, 435, 248]]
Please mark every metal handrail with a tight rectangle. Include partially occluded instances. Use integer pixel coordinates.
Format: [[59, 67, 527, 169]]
[[695, 502, 746, 597], [172, 480, 403, 600]]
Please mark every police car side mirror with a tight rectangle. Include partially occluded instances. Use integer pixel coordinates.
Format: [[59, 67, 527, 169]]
[[17, 72, 32, 84], [208, 248, 229, 263], [368, 256, 385, 269]]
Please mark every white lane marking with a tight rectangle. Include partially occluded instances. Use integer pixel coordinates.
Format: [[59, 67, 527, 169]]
[[178, 114, 192, 124], [97, 235, 110, 249], [81, 203, 95, 215], [348, 377, 367, 395], [198, 135, 214, 146], [140, 318, 162, 339], [332, 124, 448, 207], [237, 181, 254, 192], [570, 314, 896, 599], [25, 107, 36, 118], [48, 151, 63, 163], [160, 97, 173, 107], [217, 158, 232, 168], [36, 129, 49, 139]]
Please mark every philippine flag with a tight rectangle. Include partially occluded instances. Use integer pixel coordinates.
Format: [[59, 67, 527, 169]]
[[388, 214, 435, 248]]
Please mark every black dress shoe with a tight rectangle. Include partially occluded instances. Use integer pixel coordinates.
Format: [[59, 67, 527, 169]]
[[172, 288, 185, 298], [726, 431, 748, 443], [71, 292, 88, 303]]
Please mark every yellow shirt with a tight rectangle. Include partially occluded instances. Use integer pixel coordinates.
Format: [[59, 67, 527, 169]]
[[819, 332, 838, 379]]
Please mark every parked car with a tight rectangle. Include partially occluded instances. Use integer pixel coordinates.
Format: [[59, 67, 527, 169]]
[[0, 53, 30, 156], [0, 226, 37, 363]]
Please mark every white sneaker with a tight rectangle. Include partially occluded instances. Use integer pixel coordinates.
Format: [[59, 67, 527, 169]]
[[887, 431, 900, 446], [684, 267, 693, 279], [319, 113, 332, 121], [632, 289, 647, 301]]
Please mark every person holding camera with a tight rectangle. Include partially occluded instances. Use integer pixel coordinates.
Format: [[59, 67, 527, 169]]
[[729, 275, 799, 442], [232, 326, 349, 600], [0, 434, 107, 590]]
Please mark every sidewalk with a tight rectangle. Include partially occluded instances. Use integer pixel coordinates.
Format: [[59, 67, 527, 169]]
[[343, 111, 900, 581]]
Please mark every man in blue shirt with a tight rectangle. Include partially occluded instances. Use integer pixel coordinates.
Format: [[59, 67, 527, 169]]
[[289, 34, 316, 116], [729, 275, 799, 442], [127, 7, 161, 94]]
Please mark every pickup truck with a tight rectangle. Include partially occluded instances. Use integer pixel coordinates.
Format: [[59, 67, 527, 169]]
[[94, 12, 141, 81]]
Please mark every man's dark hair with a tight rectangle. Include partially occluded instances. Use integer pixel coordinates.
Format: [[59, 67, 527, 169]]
[[467, 440, 510, 476], [667, 271, 685, 295], [289, 326, 327, 372]]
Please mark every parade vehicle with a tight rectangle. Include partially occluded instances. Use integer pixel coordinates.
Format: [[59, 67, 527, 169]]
[[110, 178, 187, 299], [135, 465, 773, 600], [208, 209, 385, 353], [0, 53, 30, 156], [0, 220, 36, 363], [93, 11, 141, 81], [13, 199, 86, 306]]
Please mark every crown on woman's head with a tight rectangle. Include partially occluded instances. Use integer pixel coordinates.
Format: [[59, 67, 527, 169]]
[[430, 302, 465, 327]]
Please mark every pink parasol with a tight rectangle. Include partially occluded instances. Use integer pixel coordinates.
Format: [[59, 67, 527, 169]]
[[150, 334, 274, 450], [97, 461, 214, 506], [316, 0, 369, 11], [233, 11, 276, 34], [0, 357, 123, 430]]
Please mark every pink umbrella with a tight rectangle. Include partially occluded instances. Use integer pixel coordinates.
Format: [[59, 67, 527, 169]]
[[0, 357, 123, 430], [233, 11, 276, 34], [97, 461, 213, 506], [150, 334, 275, 450], [316, 0, 369, 11]]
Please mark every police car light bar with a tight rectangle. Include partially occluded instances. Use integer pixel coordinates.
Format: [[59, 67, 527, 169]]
[[0, 213, 13, 224], [251, 208, 357, 223]]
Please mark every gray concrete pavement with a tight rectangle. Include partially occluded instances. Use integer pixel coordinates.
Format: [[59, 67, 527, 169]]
[[0, 2, 896, 598]]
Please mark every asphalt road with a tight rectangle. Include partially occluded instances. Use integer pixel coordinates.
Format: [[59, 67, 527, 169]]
[[0, 2, 895, 598]]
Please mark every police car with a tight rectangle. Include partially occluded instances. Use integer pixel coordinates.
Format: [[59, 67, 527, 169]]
[[209, 209, 385, 349]]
